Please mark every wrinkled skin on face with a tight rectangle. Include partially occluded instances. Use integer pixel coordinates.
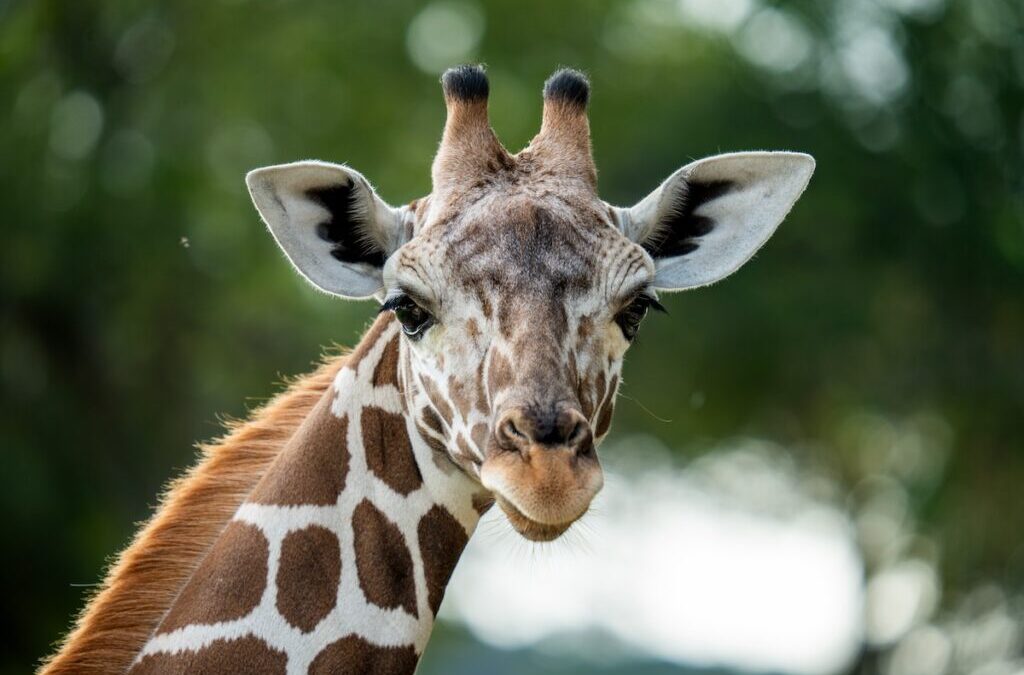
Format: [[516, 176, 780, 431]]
[[386, 188, 655, 540]]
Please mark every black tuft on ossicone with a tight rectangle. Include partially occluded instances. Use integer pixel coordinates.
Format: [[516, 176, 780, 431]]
[[441, 64, 489, 101], [543, 68, 590, 110]]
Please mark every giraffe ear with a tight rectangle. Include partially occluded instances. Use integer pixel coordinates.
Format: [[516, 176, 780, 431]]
[[616, 151, 814, 291], [246, 160, 410, 299]]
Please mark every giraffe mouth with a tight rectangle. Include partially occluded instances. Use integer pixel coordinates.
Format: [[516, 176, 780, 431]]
[[494, 495, 578, 542]]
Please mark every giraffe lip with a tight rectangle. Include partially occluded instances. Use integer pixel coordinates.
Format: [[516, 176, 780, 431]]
[[494, 496, 576, 542]]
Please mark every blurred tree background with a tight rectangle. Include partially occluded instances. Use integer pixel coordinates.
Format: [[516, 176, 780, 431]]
[[2, 0, 1022, 673]]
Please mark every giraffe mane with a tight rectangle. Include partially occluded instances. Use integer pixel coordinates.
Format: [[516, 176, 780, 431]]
[[38, 352, 348, 675]]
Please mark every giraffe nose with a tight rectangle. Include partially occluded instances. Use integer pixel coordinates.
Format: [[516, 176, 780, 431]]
[[497, 405, 592, 457]]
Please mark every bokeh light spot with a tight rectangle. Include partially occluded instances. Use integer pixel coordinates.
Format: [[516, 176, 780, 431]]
[[677, 0, 755, 33], [736, 8, 813, 73], [114, 15, 176, 84], [406, 1, 485, 75], [49, 91, 104, 161]]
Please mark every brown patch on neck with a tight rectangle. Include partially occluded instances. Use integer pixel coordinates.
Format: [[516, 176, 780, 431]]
[[352, 500, 418, 618], [276, 525, 341, 633], [418, 506, 470, 616], [248, 395, 350, 506], [362, 406, 423, 495], [372, 333, 401, 387], [156, 521, 269, 633], [308, 635, 418, 675], [40, 354, 346, 675], [130, 636, 287, 675]]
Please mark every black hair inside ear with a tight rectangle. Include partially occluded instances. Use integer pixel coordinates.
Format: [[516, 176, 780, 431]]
[[643, 179, 736, 259], [307, 182, 387, 268]]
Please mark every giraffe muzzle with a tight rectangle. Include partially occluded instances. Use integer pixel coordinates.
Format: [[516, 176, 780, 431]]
[[479, 404, 604, 541]]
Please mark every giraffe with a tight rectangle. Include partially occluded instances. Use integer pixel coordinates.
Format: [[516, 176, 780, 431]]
[[41, 65, 814, 674]]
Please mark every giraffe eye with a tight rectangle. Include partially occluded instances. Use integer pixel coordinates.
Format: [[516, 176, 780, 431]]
[[382, 295, 435, 339], [615, 295, 664, 341]]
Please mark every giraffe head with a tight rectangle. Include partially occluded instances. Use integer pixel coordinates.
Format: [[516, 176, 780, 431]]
[[246, 66, 814, 541]]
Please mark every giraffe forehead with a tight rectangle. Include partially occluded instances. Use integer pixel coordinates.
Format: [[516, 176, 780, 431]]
[[399, 197, 650, 305], [428, 150, 597, 219]]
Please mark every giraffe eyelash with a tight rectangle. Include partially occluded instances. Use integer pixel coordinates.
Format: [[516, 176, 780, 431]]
[[380, 294, 410, 315], [615, 293, 665, 342], [644, 295, 668, 314], [381, 293, 436, 339], [617, 291, 667, 316]]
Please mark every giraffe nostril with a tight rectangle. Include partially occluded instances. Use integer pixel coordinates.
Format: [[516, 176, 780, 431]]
[[502, 417, 527, 442], [567, 421, 586, 445]]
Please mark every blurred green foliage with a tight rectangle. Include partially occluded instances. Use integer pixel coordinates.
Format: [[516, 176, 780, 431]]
[[1, 0, 1022, 673]]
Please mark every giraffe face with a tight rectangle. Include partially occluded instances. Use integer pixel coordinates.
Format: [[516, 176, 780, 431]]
[[383, 189, 654, 540], [246, 66, 816, 541]]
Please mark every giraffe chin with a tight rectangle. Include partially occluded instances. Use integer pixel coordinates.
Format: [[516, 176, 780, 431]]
[[479, 449, 603, 541], [494, 495, 577, 542]]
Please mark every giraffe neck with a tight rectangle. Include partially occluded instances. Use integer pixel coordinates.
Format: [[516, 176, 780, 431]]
[[130, 315, 484, 675]]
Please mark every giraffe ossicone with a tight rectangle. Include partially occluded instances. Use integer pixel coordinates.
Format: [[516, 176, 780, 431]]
[[41, 65, 814, 675]]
